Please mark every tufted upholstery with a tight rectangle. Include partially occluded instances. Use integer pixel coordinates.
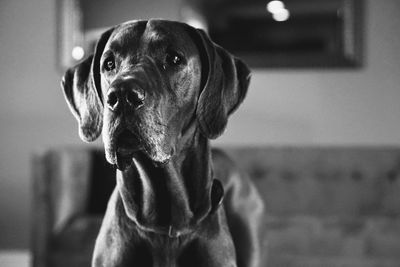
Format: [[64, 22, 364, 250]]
[[32, 147, 400, 267], [226, 147, 400, 267]]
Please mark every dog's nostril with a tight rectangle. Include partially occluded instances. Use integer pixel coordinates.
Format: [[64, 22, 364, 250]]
[[107, 91, 119, 110], [126, 89, 145, 109]]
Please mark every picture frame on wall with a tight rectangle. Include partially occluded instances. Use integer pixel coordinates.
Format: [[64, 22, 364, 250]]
[[57, 0, 364, 69]]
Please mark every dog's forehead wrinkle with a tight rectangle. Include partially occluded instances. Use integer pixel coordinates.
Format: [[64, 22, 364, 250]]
[[144, 22, 189, 50], [108, 22, 148, 55], [146, 30, 166, 42]]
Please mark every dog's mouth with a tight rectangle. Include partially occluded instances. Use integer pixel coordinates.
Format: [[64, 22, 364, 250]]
[[115, 129, 143, 170], [109, 123, 173, 170], [117, 129, 141, 153]]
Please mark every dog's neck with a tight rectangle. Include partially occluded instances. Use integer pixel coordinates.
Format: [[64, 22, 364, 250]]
[[116, 128, 216, 237]]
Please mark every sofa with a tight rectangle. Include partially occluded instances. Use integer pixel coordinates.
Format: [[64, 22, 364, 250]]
[[32, 146, 400, 267]]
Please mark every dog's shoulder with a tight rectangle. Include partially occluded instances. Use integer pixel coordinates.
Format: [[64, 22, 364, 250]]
[[211, 147, 263, 209], [211, 148, 245, 188]]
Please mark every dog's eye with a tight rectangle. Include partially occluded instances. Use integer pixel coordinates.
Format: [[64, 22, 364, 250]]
[[104, 56, 116, 71], [165, 50, 183, 67]]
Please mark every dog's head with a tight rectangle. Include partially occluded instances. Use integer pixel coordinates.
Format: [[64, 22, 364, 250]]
[[62, 20, 250, 168]]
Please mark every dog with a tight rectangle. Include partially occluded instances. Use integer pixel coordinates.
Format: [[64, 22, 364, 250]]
[[61, 19, 264, 267]]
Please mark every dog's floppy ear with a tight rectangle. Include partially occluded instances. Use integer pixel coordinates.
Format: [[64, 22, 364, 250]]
[[61, 27, 114, 142], [194, 29, 251, 139]]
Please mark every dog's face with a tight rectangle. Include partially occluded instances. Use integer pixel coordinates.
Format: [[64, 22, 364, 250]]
[[62, 20, 250, 168], [100, 21, 203, 166]]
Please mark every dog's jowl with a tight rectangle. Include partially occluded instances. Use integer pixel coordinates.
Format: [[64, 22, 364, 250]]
[[62, 19, 264, 267]]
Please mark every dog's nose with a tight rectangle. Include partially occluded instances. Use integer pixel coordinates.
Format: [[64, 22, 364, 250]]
[[106, 83, 145, 111], [106, 88, 119, 111], [126, 87, 145, 108]]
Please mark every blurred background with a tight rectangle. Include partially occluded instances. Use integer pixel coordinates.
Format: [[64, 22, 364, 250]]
[[1, 0, 400, 265]]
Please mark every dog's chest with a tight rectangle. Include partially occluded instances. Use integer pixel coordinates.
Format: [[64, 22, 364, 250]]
[[125, 235, 189, 267]]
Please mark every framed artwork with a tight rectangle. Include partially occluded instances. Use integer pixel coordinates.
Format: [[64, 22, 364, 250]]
[[57, 0, 364, 69]]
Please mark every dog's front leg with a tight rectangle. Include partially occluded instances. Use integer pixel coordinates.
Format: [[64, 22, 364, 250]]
[[92, 189, 122, 267], [92, 189, 150, 267]]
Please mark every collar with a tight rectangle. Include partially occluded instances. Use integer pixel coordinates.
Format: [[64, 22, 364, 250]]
[[134, 178, 224, 238]]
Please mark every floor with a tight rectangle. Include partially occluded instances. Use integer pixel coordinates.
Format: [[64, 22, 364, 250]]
[[0, 250, 30, 267]]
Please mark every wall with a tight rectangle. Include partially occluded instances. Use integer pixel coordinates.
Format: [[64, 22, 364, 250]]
[[0, 0, 399, 249], [219, 1, 400, 146], [0, 0, 84, 249]]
